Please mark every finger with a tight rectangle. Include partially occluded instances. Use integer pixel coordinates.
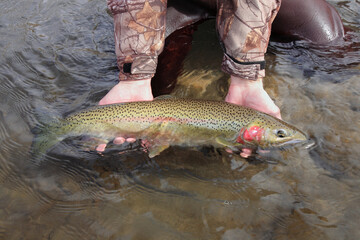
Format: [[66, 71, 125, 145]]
[[113, 137, 126, 145], [262, 93, 282, 120], [96, 143, 107, 152], [273, 109, 282, 120], [240, 148, 252, 158], [225, 148, 234, 154], [126, 138, 136, 143], [258, 149, 270, 154]]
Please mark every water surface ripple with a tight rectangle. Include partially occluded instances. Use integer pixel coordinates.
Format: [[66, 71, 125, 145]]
[[0, 0, 359, 239]]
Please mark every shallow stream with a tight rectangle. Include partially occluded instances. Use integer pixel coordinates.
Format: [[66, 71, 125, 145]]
[[0, 0, 359, 239]]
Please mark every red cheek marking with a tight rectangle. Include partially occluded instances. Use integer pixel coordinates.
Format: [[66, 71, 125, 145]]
[[236, 134, 245, 144], [237, 126, 264, 144]]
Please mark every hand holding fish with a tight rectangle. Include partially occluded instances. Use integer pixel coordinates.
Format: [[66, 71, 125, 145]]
[[97, 78, 153, 152], [99, 78, 153, 105], [225, 76, 282, 120]]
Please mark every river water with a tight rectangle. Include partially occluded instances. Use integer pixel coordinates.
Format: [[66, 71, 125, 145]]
[[0, 0, 359, 239]]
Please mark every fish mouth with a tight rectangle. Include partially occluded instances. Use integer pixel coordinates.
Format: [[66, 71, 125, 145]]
[[302, 139, 317, 149], [259, 137, 311, 150], [278, 139, 306, 146], [272, 137, 314, 150]]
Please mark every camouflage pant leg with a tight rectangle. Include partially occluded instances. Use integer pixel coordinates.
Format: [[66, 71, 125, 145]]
[[217, 0, 281, 80], [107, 0, 167, 81], [108, 0, 281, 81]]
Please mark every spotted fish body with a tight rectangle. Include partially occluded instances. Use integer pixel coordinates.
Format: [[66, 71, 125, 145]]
[[32, 98, 307, 157]]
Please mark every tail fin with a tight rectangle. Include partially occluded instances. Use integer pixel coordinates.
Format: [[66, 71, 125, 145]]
[[31, 120, 64, 160]]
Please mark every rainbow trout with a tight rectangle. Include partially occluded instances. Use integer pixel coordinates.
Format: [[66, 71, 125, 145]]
[[32, 98, 307, 158]]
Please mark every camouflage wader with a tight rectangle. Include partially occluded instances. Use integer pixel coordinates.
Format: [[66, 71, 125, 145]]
[[107, 0, 281, 81]]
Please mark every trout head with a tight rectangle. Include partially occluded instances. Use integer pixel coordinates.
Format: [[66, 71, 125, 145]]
[[236, 118, 308, 149]]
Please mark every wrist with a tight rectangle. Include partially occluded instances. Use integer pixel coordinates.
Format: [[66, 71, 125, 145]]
[[230, 76, 263, 88], [118, 78, 152, 86], [99, 78, 153, 105], [226, 76, 265, 105]]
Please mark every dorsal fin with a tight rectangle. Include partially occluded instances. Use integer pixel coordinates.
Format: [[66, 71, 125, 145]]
[[154, 95, 177, 100]]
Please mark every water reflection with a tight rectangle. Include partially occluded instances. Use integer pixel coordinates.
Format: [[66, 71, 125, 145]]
[[0, 0, 359, 239]]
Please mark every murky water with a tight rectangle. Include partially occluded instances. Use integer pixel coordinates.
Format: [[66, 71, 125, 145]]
[[0, 0, 359, 239]]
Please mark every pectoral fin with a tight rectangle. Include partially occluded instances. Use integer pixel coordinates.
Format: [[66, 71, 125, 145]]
[[147, 143, 170, 158], [215, 137, 239, 152]]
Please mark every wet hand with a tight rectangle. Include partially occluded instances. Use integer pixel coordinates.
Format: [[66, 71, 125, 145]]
[[225, 76, 281, 119], [225, 76, 282, 158], [99, 78, 153, 105], [97, 78, 153, 152]]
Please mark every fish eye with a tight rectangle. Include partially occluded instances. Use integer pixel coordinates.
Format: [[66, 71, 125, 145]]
[[276, 129, 287, 138]]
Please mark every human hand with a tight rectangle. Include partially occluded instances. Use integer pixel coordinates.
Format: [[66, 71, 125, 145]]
[[225, 76, 281, 158], [96, 78, 153, 152], [99, 78, 153, 105], [225, 76, 281, 119]]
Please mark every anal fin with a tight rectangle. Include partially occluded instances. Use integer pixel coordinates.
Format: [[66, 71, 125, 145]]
[[147, 144, 170, 158]]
